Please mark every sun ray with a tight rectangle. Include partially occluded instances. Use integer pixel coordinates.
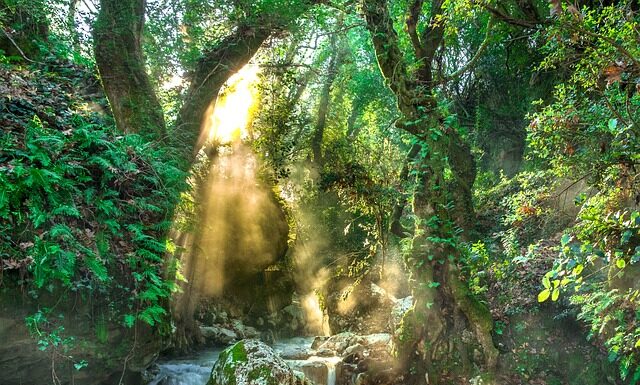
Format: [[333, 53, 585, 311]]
[[205, 65, 260, 146]]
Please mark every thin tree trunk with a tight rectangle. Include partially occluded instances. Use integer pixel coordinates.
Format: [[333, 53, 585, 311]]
[[68, 0, 81, 52], [310, 33, 341, 168]]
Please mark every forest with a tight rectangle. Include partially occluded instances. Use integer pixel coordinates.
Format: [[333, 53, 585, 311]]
[[0, 0, 639, 384]]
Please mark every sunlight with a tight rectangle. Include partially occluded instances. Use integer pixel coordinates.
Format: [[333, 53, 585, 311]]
[[205, 65, 260, 145]]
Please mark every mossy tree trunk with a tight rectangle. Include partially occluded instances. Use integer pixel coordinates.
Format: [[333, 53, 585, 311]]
[[362, 0, 497, 382], [93, 0, 166, 136]]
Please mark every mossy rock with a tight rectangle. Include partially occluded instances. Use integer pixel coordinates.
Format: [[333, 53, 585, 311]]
[[207, 339, 311, 385]]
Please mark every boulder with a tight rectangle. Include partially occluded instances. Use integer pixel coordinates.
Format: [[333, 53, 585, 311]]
[[208, 339, 312, 385], [390, 296, 412, 331], [317, 332, 364, 355], [278, 345, 313, 360], [289, 360, 327, 385], [200, 325, 238, 345]]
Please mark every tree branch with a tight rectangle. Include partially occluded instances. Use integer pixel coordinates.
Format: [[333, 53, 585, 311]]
[[441, 17, 495, 82], [406, 0, 426, 60]]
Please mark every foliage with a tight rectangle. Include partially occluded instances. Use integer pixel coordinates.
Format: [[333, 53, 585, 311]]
[[0, 63, 186, 334], [527, 2, 640, 382]]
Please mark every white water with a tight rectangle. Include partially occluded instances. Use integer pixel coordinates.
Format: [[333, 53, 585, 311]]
[[148, 338, 339, 385], [147, 349, 224, 385]]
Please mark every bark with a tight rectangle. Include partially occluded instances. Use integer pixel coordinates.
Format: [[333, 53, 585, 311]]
[[68, 0, 81, 52], [310, 33, 341, 167], [363, 0, 497, 382], [93, 0, 166, 136], [389, 143, 421, 238]]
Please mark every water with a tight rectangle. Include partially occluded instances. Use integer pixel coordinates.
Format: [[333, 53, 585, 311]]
[[147, 338, 339, 385], [147, 349, 224, 385]]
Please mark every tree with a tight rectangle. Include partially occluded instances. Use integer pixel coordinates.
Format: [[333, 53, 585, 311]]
[[361, 0, 498, 382], [0, 0, 49, 59], [94, 0, 319, 159]]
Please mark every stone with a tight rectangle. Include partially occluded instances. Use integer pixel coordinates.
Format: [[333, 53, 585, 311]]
[[278, 346, 312, 360], [316, 347, 336, 357], [200, 325, 238, 345], [208, 339, 312, 385], [289, 360, 328, 385], [311, 336, 329, 350], [362, 333, 392, 349], [343, 343, 365, 359], [390, 296, 412, 330], [231, 319, 246, 337], [244, 326, 260, 339], [318, 332, 364, 355]]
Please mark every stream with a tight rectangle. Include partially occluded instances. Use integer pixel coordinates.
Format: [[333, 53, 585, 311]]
[[147, 337, 339, 385]]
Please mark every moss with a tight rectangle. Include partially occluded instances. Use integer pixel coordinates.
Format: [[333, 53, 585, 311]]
[[229, 341, 248, 362], [247, 365, 276, 384], [208, 341, 248, 385]]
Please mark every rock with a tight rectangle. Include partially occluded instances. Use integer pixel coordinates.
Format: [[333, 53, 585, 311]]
[[278, 346, 312, 360], [290, 317, 299, 332], [390, 296, 412, 330], [311, 336, 329, 350], [244, 326, 260, 339], [200, 325, 238, 345], [362, 333, 392, 350], [316, 347, 336, 357], [354, 372, 368, 385], [318, 332, 364, 355], [289, 360, 327, 385], [283, 304, 305, 319], [343, 343, 365, 359], [208, 339, 312, 385], [231, 319, 250, 338], [217, 311, 229, 324]]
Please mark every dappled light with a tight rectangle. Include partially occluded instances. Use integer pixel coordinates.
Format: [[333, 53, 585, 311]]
[[3, 1, 639, 385]]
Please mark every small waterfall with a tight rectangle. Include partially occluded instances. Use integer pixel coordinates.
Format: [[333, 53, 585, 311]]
[[326, 359, 337, 385]]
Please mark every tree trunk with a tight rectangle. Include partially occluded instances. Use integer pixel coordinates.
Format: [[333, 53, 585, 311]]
[[93, 0, 166, 136], [174, 2, 319, 160], [362, 0, 497, 382], [67, 0, 81, 52], [310, 33, 341, 168]]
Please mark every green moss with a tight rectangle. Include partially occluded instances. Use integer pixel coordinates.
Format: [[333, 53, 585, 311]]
[[229, 341, 248, 362], [247, 365, 276, 384]]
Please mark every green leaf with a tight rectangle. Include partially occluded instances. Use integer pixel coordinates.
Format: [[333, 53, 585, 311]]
[[616, 259, 626, 269], [538, 289, 551, 302], [561, 234, 571, 246], [542, 276, 551, 289], [74, 360, 88, 371], [123, 314, 136, 328], [551, 288, 560, 301], [608, 118, 618, 132]]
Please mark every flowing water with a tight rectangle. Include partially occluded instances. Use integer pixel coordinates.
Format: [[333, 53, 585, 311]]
[[148, 338, 339, 385], [147, 349, 224, 385]]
